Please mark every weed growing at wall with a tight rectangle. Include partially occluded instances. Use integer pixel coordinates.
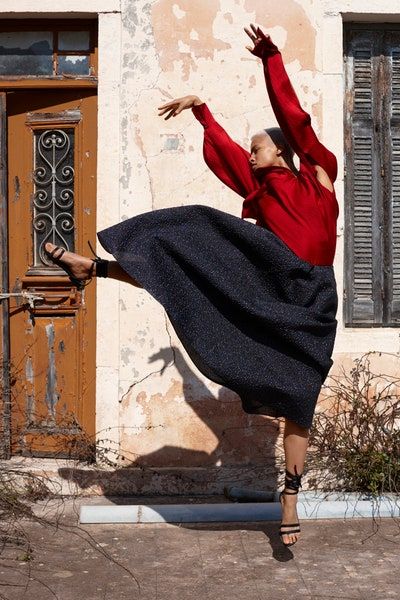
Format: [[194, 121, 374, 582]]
[[308, 352, 400, 496]]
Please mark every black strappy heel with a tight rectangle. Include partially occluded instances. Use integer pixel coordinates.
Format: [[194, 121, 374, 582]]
[[279, 466, 303, 547], [87, 240, 109, 278], [44, 242, 109, 289]]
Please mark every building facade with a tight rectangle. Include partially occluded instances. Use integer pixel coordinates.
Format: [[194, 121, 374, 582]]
[[0, 0, 399, 494]]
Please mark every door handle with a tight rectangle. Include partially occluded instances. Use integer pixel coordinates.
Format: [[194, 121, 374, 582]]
[[0, 291, 44, 309], [16, 285, 83, 312], [27, 288, 82, 311]]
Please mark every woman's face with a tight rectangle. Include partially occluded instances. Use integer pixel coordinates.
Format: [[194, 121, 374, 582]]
[[249, 132, 281, 172]]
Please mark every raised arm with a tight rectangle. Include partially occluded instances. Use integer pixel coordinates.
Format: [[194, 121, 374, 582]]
[[245, 25, 338, 183], [158, 95, 258, 199], [191, 103, 258, 198]]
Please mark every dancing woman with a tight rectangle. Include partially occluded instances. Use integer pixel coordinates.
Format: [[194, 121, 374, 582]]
[[45, 24, 339, 547]]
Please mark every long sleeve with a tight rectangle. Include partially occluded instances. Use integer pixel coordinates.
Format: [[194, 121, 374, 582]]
[[192, 103, 259, 199], [255, 35, 338, 183]]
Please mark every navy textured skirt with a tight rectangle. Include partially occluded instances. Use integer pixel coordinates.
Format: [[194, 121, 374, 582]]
[[97, 205, 338, 429]]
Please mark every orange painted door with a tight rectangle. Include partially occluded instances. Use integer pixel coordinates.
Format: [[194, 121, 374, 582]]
[[7, 89, 97, 457]]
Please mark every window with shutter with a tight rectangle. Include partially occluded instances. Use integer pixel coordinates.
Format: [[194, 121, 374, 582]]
[[344, 25, 400, 326]]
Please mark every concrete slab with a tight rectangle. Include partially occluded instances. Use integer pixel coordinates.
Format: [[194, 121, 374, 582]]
[[79, 494, 400, 523]]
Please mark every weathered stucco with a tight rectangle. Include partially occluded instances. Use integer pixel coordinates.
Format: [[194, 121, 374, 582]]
[[152, 0, 231, 80], [112, 0, 400, 493], [113, 0, 325, 484]]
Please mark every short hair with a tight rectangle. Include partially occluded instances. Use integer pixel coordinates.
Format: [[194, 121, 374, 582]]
[[264, 127, 299, 176]]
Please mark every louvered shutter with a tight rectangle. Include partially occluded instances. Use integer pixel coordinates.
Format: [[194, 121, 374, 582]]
[[344, 30, 384, 325], [386, 36, 400, 324]]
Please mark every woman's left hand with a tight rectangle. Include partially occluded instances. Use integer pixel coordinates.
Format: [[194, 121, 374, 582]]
[[244, 23, 277, 57]]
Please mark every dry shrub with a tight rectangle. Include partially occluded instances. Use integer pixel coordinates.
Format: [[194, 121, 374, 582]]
[[308, 352, 400, 495]]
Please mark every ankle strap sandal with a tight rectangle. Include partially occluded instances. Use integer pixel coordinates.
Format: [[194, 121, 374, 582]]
[[44, 244, 95, 290], [44, 242, 109, 289], [283, 466, 303, 493], [87, 240, 109, 278], [279, 465, 303, 547]]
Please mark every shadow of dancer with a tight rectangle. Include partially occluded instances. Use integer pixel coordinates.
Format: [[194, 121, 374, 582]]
[[60, 345, 281, 492], [58, 347, 292, 558]]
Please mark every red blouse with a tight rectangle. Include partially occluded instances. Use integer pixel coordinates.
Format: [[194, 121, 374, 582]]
[[192, 38, 339, 266]]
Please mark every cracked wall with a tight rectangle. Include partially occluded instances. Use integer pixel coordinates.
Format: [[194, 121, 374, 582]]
[[111, 0, 400, 492], [113, 0, 322, 489]]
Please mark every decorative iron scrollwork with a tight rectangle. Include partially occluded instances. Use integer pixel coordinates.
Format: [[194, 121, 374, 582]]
[[32, 128, 75, 266]]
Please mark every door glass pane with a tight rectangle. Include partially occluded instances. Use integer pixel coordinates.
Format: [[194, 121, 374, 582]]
[[33, 128, 75, 267], [0, 31, 53, 75], [57, 55, 89, 75], [58, 31, 90, 51]]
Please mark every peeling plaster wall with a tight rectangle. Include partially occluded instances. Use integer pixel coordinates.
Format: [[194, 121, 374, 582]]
[[115, 0, 325, 488], [107, 0, 400, 493]]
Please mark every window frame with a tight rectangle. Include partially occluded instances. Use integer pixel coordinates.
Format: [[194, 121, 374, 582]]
[[0, 19, 97, 88], [344, 23, 400, 327]]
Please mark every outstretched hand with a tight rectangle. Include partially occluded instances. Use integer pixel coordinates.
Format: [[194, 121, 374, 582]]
[[158, 95, 203, 120], [244, 23, 276, 57]]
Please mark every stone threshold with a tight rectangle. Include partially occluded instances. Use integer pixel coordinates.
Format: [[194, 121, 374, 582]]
[[79, 494, 400, 523]]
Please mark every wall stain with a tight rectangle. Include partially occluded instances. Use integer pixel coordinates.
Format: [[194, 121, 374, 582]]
[[152, 0, 231, 80], [244, 0, 316, 70], [121, 346, 135, 366], [311, 94, 322, 129]]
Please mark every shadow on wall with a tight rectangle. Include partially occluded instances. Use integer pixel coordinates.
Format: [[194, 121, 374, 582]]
[[58, 346, 282, 498]]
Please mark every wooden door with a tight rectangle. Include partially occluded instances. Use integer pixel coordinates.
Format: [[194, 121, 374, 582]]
[[6, 89, 97, 457]]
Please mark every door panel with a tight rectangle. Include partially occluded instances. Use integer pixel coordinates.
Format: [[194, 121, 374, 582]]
[[7, 89, 96, 457], [0, 91, 10, 459]]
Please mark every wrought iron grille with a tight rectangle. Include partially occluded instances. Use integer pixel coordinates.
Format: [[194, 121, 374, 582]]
[[32, 128, 75, 267]]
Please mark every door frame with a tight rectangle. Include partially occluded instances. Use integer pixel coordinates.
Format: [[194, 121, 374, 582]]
[[0, 7, 122, 460], [0, 18, 100, 457], [0, 92, 10, 459]]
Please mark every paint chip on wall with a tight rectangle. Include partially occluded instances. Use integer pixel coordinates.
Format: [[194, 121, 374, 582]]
[[161, 133, 182, 152], [172, 3, 186, 19]]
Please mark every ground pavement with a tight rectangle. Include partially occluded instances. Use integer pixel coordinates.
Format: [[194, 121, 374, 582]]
[[0, 497, 398, 600]]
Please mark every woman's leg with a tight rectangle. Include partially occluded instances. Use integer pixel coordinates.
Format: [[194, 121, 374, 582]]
[[44, 243, 142, 287], [107, 261, 142, 286], [280, 418, 309, 545]]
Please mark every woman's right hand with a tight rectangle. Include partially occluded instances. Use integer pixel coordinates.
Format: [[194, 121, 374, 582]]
[[158, 95, 203, 120]]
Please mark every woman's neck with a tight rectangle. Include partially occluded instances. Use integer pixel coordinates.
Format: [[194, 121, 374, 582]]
[[274, 156, 292, 171]]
